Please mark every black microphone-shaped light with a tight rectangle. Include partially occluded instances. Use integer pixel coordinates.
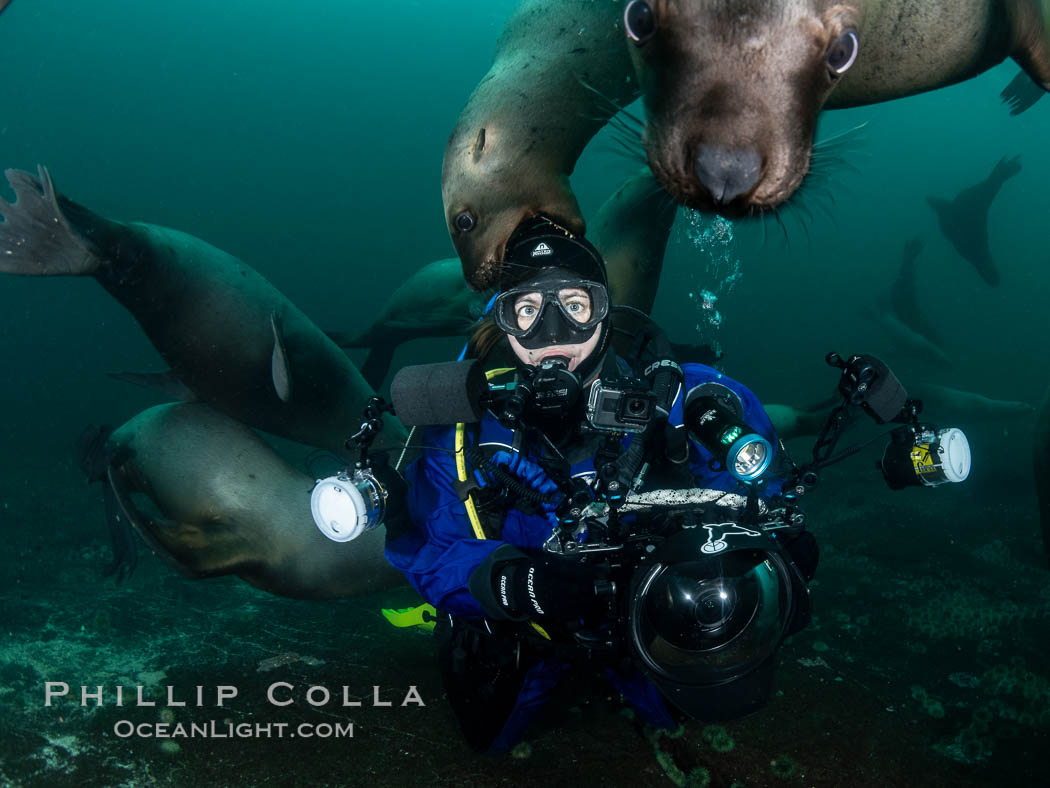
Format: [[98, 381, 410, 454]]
[[390, 360, 489, 426], [684, 383, 772, 483]]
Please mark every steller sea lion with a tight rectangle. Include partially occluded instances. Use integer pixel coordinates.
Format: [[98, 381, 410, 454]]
[[926, 155, 1022, 287], [1035, 386, 1050, 567], [0, 166, 404, 454], [446, 0, 1050, 287], [82, 402, 405, 598], [766, 382, 1035, 440], [442, 0, 635, 289], [867, 237, 952, 368]]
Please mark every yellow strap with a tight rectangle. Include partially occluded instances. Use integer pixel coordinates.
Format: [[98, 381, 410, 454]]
[[456, 367, 550, 641], [456, 367, 514, 540]]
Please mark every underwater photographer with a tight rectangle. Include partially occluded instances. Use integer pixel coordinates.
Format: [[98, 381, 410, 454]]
[[375, 219, 823, 751]]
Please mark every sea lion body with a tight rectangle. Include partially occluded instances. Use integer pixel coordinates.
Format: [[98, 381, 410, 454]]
[[910, 382, 1035, 423], [442, 0, 634, 288], [328, 258, 492, 387], [98, 403, 403, 598], [0, 167, 403, 453], [446, 0, 1049, 286]]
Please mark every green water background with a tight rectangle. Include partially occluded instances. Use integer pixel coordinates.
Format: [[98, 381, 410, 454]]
[[0, 1, 1046, 522]]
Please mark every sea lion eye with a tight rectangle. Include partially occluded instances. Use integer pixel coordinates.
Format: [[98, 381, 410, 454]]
[[455, 212, 476, 233], [826, 29, 858, 76], [624, 0, 656, 45]]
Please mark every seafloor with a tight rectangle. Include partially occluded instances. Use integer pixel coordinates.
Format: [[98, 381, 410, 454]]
[[1, 426, 1047, 787]]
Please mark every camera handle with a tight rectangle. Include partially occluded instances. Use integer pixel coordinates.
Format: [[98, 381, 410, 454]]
[[786, 353, 924, 495], [345, 395, 395, 467]]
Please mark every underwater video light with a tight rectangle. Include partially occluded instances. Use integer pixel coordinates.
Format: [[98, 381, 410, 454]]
[[880, 425, 971, 490], [684, 383, 773, 482], [310, 468, 388, 542]]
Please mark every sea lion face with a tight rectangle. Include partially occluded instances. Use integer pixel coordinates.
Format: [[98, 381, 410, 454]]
[[442, 125, 585, 290], [623, 0, 861, 215]]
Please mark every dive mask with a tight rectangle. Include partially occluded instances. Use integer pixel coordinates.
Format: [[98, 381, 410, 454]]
[[493, 277, 610, 349]]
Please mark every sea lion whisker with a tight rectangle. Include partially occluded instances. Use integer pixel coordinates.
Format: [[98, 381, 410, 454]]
[[577, 77, 648, 137], [812, 121, 869, 151], [602, 140, 648, 164], [605, 116, 645, 149], [771, 208, 791, 246]]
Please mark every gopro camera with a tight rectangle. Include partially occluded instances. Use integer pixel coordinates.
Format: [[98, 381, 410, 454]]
[[587, 376, 656, 433]]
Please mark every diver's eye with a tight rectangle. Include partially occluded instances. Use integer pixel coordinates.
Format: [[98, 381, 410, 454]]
[[826, 29, 858, 76], [624, 0, 656, 45], [454, 212, 476, 233]]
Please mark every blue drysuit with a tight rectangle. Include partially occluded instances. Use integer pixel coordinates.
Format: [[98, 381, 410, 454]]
[[385, 361, 783, 749]]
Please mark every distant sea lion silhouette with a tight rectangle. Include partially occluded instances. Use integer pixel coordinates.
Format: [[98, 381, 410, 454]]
[[80, 403, 404, 598], [446, 0, 1050, 287], [767, 382, 1034, 440], [1035, 387, 1050, 567], [0, 166, 404, 454], [871, 237, 952, 367], [926, 156, 1022, 287]]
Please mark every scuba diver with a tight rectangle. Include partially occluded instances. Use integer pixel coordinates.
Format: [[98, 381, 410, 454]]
[[381, 218, 820, 752]]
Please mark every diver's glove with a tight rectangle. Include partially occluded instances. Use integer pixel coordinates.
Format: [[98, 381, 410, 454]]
[[473, 450, 561, 525], [490, 552, 604, 622]]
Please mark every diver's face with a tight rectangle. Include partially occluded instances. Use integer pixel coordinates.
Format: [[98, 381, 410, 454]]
[[497, 276, 607, 373]]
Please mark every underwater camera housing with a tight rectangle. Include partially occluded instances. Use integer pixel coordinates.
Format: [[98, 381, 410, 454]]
[[542, 485, 811, 721]]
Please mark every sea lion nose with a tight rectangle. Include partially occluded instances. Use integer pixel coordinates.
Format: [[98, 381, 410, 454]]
[[695, 145, 762, 205]]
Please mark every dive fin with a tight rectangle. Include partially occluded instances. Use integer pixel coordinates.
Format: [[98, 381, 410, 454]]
[[271, 312, 292, 403], [381, 604, 437, 632], [0, 166, 104, 276], [106, 370, 195, 400]]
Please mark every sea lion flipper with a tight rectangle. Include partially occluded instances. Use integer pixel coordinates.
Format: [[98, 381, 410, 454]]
[[0, 166, 103, 276], [101, 482, 138, 582], [1000, 69, 1046, 114], [104, 464, 209, 580], [360, 343, 396, 390], [76, 424, 138, 581], [270, 312, 292, 403]]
